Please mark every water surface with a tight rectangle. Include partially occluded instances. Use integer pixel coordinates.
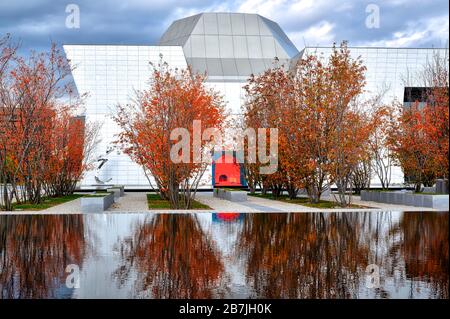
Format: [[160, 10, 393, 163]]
[[0, 211, 448, 299]]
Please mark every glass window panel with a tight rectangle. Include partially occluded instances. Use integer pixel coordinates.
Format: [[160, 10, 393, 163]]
[[258, 17, 272, 36], [235, 59, 252, 76], [218, 35, 234, 59], [233, 36, 248, 58], [244, 14, 259, 35], [249, 59, 265, 74], [183, 37, 192, 57], [246, 36, 262, 59], [203, 13, 218, 34], [221, 59, 238, 76], [190, 35, 206, 58], [206, 58, 223, 76], [217, 13, 232, 35], [260, 36, 277, 59], [274, 41, 289, 59], [205, 35, 220, 58], [192, 16, 205, 34], [189, 58, 207, 75], [230, 13, 245, 35]]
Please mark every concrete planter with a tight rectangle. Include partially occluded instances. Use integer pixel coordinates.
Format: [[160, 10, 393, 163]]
[[431, 195, 449, 211], [361, 190, 380, 202], [360, 190, 370, 201], [404, 193, 415, 206], [371, 191, 380, 202], [392, 192, 404, 205], [422, 195, 433, 208], [379, 192, 389, 203], [413, 194, 424, 207], [108, 186, 124, 200], [360, 190, 449, 210], [81, 192, 115, 213], [214, 188, 247, 202]]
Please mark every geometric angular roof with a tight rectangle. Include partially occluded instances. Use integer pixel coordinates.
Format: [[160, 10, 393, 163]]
[[159, 13, 299, 80]]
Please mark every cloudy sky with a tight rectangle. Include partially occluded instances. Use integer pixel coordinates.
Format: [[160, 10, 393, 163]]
[[1, 0, 448, 55]]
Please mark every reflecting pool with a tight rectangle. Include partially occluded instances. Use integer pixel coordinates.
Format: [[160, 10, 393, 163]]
[[0, 212, 448, 299]]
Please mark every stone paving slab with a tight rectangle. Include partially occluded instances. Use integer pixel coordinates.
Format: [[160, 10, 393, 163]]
[[108, 192, 149, 212], [195, 192, 321, 212], [196, 192, 441, 213]]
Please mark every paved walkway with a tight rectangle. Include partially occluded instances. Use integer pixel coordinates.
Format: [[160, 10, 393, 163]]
[[1, 192, 442, 214], [195, 192, 319, 212], [195, 192, 439, 213], [108, 192, 149, 212]]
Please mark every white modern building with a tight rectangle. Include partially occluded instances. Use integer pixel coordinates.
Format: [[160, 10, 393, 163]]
[[63, 12, 448, 189]]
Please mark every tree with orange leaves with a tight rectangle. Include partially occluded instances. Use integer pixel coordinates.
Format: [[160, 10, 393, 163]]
[[394, 103, 440, 192], [392, 50, 449, 192], [294, 43, 367, 205], [1, 37, 97, 211], [243, 63, 301, 199], [421, 51, 449, 181], [114, 58, 225, 209], [243, 43, 369, 206], [113, 214, 225, 298]]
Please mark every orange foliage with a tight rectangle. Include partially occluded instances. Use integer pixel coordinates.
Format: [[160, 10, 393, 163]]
[[243, 42, 369, 206], [113, 215, 225, 298], [0, 214, 85, 298], [114, 59, 225, 208], [1, 40, 89, 210]]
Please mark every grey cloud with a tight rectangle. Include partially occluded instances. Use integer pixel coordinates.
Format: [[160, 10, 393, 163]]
[[0, 0, 448, 58]]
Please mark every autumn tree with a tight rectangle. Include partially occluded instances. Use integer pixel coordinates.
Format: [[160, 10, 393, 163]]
[[113, 214, 225, 298], [0, 35, 18, 208], [44, 112, 98, 197], [114, 58, 225, 209], [421, 50, 449, 180], [287, 43, 368, 205], [393, 50, 449, 192], [367, 101, 400, 190], [323, 44, 368, 206], [0, 38, 97, 211], [243, 64, 302, 199], [394, 103, 439, 191], [300, 44, 369, 205], [242, 43, 370, 206]]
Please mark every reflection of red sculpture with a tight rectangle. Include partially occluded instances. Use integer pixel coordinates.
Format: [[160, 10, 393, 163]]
[[214, 153, 242, 187], [216, 213, 241, 221]]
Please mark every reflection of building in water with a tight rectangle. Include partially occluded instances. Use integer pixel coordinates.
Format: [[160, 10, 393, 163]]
[[0, 212, 447, 299], [197, 212, 250, 298], [73, 214, 147, 298]]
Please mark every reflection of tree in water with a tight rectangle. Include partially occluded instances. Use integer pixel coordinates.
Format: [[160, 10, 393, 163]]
[[238, 213, 371, 298], [0, 215, 85, 299], [113, 214, 226, 298], [394, 212, 448, 298], [238, 212, 448, 299]]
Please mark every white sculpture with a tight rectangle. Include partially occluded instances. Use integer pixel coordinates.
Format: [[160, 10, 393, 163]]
[[94, 146, 115, 184]]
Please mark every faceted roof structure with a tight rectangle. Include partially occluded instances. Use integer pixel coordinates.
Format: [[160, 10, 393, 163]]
[[159, 13, 299, 80]]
